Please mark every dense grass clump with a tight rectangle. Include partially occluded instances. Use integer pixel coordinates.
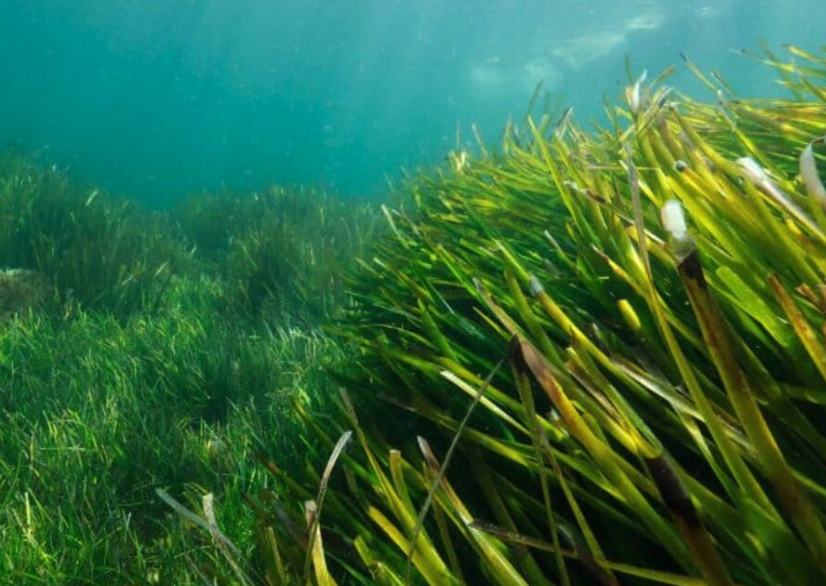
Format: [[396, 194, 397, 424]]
[[193, 47, 826, 586], [0, 152, 179, 317], [174, 186, 380, 325]]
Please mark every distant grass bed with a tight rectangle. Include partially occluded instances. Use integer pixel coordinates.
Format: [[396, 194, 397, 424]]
[[0, 169, 377, 583], [3, 44, 826, 586]]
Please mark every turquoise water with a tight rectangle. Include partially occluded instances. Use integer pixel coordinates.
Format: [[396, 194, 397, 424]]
[[0, 0, 823, 204]]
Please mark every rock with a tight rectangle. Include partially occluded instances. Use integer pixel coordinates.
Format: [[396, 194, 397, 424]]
[[0, 268, 50, 321]]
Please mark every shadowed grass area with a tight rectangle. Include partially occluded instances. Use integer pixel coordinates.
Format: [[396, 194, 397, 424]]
[[174, 186, 381, 326], [0, 152, 180, 318], [0, 276, 351, 583], [172, 46, 826, 586], [0, 166, 378, 583]]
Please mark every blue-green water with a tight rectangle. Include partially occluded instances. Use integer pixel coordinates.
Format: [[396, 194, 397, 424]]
[[1, 0, 823, 204]]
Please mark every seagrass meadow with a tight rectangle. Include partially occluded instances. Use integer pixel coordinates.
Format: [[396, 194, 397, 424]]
[[168, 47, 826, 586], [3, 45, 826, 586], [0, 159, 378, 583]]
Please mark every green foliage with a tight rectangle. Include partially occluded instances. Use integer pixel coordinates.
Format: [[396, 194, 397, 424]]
[[0, 275, 348, 583], [6, 40, 826, 586], [0, 162, 376, 583], [0, 152, 178, 317], [175, 186, 380, 325], [211, 46, 826, 586], [174, 188, 242, 261]]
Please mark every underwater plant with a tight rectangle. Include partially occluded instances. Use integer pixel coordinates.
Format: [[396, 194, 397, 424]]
[[0, 152, 178, 317], [168, 45, 826, 586], [0, 158, 383, 582], [175, 185, 380, 325], [0, 271, 353, 583]]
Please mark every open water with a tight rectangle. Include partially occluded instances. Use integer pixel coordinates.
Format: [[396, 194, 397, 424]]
[[0, 0, 824, 204]]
